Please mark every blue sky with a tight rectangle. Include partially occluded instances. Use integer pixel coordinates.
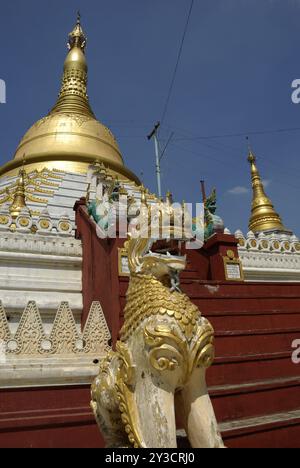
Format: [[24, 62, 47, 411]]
[[1, 0, 300, 235]]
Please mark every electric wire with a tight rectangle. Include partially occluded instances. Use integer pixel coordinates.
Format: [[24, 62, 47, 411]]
[[160, 0, 194, 127]]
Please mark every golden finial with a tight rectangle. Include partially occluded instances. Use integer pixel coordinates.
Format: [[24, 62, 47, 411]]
[[68, 11, 87, 51], [247, 150, 256, 165], [50, 15, 94, 117], [246, 137, 256, 165], [247, 143, 287, 233]]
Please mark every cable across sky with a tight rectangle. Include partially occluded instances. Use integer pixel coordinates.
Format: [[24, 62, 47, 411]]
[[160, 0, 194, 127]]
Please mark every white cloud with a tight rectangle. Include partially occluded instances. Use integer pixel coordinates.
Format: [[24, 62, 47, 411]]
[[262, 179, 271, 189], [228, 186, 249, 195]]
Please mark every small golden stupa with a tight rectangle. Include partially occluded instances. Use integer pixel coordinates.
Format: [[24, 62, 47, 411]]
[[9, 167, 28, 219], [247, 149, 289, 234]]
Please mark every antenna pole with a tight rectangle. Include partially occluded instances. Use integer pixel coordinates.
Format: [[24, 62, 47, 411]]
[[200, 180, 207, 204], [147, 122, 162, 198]]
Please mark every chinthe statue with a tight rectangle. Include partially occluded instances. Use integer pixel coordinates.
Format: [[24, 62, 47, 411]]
[[91, 195, 224, 448], [193, 188, 225, 242]]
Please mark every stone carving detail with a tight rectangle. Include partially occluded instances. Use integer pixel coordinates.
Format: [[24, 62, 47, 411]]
[[49, 302, 81, 354], [57, 213, 73, 235], [236, 230, 300, 281], [236, 230, 300, 254], [36, 209, 53, 234], [0, 301, 111, 358], [0, 168, 76, 236], [12, 301, 47, 355], [16, 208, 33, 232], [0, 212, 74, 236], [0, 301, 10, 342], [82, 302, 111, 354], [0, 232, 82, 257], [0, 206, 12, 231]]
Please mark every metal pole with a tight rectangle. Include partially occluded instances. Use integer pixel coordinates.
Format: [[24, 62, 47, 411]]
[[154, 134, 162, 198], [200, 180, 207, 204], [147, 122, 162, 198]]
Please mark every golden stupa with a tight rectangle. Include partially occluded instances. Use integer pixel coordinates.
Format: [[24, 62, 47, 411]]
[[0, 15, 139, 183], [248, 149, 288, 234], [9, 167, 28, 219]]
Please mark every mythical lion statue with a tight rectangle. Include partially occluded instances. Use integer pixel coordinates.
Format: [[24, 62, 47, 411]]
[[204, 188, 224, 239], [91, 189, 224, 448], [193, 188, 224, 242]]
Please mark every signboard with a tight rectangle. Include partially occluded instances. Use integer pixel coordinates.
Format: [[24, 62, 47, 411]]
[[118, 248, 130, 276], [225, 262, 242, 280], [223, 250, 244, 281]]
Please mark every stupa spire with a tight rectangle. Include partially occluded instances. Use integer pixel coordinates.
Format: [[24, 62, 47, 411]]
[[247, 146, 286, 233], [68, 12, 87, 51], [50, 14, 95, 117]]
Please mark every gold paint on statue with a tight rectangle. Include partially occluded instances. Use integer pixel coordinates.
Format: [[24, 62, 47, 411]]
[[114, 342, 146, 448], [120, 274, 200, 342], [144, 315, 214, 386]]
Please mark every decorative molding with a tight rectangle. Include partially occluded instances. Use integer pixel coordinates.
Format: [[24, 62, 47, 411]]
[[57, 215, 73, 235], [0, 301, 10, 342], [0, 232, 82, 257], [82, 301, 111, 354], [48, 302, 81, 354], [235, 230, 300, 254], [11, 302, 47, 355], [0, 208, 75, 236], [36, 210, 53, 234], [0, 169, 80, 236], [0, 301, 111, 358], [235, 230, 300, 282]]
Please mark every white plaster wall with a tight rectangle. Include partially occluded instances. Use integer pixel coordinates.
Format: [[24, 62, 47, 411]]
[[0, 233, 83, 332]]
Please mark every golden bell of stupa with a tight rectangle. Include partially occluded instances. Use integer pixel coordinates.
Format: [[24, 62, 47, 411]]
[[0, 15, 139, 184]]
